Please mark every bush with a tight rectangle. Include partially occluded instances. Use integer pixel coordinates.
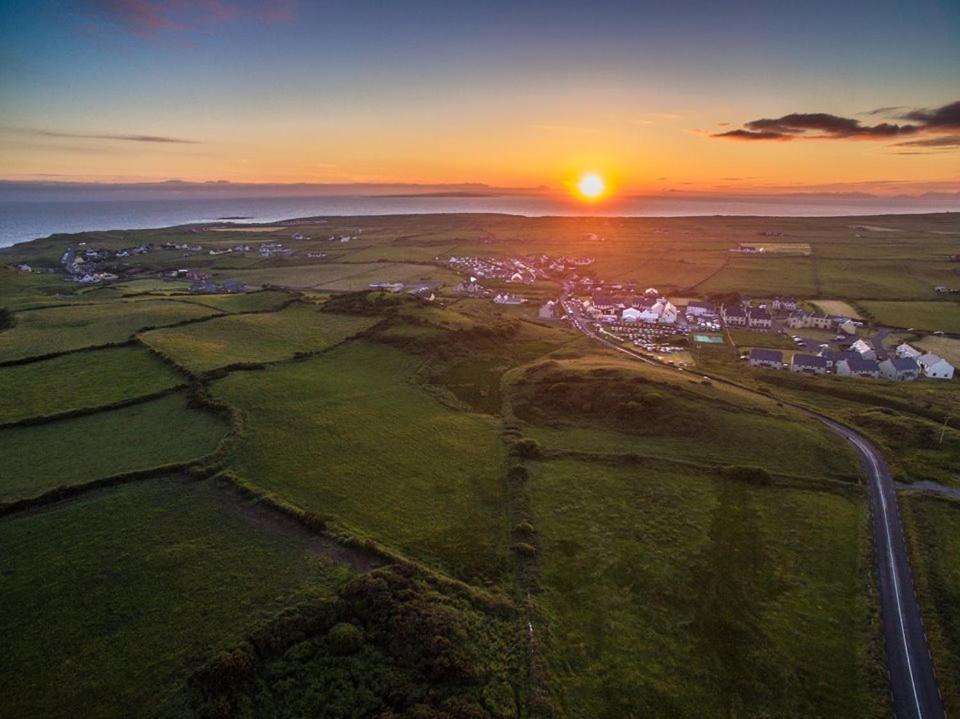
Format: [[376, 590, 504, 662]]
[[0, 307, 13, 331], [511, 438, 542, 459], [720, 465, 773, 486], [327, 622, 364, 655], [506, 465, 530, 484], [512, 542, 537, 557]]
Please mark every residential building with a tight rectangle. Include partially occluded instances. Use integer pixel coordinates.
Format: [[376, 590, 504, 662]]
[[790, 353, 829, 374], [748, 308, 772, 329], [722, 305, 748, 327], [621, 307, 642, 322], [836, 357, 881, 378], [850, 338, 877, 361], [685, 300, 715, 317], [772, 296, 798, 311], [539, 300, 558, 320], [748, 348, 783, 369], [918, 354, 955, 380], [895, 342, 922, 359], [879, 357, 920, 381]]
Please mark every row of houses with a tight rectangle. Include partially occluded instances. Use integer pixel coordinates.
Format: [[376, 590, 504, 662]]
[[721, 305, 772, 329], [748, 347, 954, 380]]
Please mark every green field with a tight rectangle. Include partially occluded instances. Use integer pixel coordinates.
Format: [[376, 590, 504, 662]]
[[857, 300, 960, 333], [532, 459, 884, 718], [902, 495, 960, 715], [0, 393, 226, 501], [0, 477, 354, 719], [213, 340, 508, 581], [0, 300, 222, 361], [0, 345, 185, 424], [140, 302, 378, 372]]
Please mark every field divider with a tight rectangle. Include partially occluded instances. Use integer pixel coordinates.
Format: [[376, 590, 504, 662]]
[[0, 339, 137, 367], [0, 384, 188, 431]]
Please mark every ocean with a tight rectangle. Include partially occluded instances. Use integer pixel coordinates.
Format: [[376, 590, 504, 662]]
[[1, 194, 957, 249]]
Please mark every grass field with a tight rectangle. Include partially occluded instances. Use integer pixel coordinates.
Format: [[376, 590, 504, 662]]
[[218, 262, 458, 291], [857, 300, 960, 333], [0, 477, 354, 719], [915, 335, 960, 365], [0, 345, 185, 424], [811, 299, 864, 319], [0, 393, 226, 501], [213, 340, 509, 581], [508, 355, 860, 481], [902, 495, 960, 715], [698, 256, 818, 296], [0, 300, 222, 361], [139, 302, 378, 372], [182, 289, 295, 313], [532, 459, 884, 718]]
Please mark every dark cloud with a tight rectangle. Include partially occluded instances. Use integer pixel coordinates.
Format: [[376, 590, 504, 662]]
[[15, 128, 197, 144], [893, 134, 960, 148], [713, 100, 958, 143], [75, 0, 297, 34], [861, 105, 906, 116], [900, 100, 960, 129]]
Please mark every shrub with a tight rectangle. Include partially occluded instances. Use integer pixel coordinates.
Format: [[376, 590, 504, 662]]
[[0, 307, 13, 331], [512, 542, 537, 557], [506, 465, 530, 483], [511, 438, 542, 459], [327, 622, 364, 655]]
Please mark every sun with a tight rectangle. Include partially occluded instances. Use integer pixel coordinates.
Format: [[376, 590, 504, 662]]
[[577, 173, 606, 200]]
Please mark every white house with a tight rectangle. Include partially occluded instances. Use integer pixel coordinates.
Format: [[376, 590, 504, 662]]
[[621, 307, 642, 322], [895, 342, 922, 359], [918, 353, 955, 380], [879, 357, 920, 381], [539, 300, 558, 320], [837, 319, 857, 335], [850, 339, 876, 361]]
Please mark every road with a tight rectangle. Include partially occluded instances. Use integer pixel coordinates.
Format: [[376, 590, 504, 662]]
[[561, 295, 945, 718]]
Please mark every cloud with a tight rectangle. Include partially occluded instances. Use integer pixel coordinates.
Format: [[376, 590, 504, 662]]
[[75, 0, 297, 34], [713, 100, 958, 145], [893, 134, 960, 148], [12, 128, 197, 144]]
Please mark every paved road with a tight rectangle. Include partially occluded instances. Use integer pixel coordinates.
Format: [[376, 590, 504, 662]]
[[561, 296, 945, 718]]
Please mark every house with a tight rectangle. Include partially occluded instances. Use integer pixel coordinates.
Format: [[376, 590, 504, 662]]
[[185, 270, 212, 282], [493, 293, 526, 305], [221, 279, 246, 293], [621, 307, 642, 322], [15, 263, 31, 272], [895, 342, 922, 359], [790, 353, 829, 374], [879, 357, 920, 381], [784, 312, 834, 330], [836, 357, 881, 378], [772, 296, 797, 311], [820, 350, 860, 369], [685, 300, 715, 317], [748, 348, 783, 369], [837, 319, 857, 335], [722, 305, 748, 327], [748, 308, 772, 329], [539, 300, 558, 320], [849, 338, 877, 360], [918, 354, 955, 380]]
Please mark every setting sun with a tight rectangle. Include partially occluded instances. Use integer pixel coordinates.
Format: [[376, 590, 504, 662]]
[[577, 173, 606, 200]]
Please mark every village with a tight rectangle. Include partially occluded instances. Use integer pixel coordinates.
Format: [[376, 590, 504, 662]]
[[445, 253, 956, 382]]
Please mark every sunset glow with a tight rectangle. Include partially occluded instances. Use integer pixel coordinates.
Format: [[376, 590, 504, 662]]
[[577, 173, 606, 200]]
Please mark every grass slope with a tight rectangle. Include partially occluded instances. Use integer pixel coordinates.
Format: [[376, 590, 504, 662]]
[[0, 477, 353, 719], [213, 340, 508, 582], [0, 300, 221, 361], [0, 392, 226, 501], [532, 459, 884, 718], [858, 300, 960, 333], [0, 345, 185, 424], [140, 302, 378, 373]]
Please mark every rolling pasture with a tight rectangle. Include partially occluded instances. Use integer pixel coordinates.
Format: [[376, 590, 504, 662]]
[[213, 340, 509, 582], [532, 459, 884, 718], [0, 299, 221, 362], [0, 477, 354, 719], [139, 302, 378, 373], [0, 393, 226, 502], [0, 345, 185, 424]]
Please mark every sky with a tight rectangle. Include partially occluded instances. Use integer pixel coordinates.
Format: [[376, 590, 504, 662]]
[[0, 0, 958, 196]]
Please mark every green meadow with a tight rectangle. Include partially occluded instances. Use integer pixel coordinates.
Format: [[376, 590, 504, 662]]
[[0, 299, 221, 361], [0, 477, 354, 719], [856, 300, 960, 333], [139, 302, 378, 372], [213, 340, 509, 581], [0, 392, 226, 501], [0, 345, 185, 424], [531, 459, 884, 718]]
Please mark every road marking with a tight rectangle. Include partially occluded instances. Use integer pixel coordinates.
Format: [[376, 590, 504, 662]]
[[845, 429, 925, 719]]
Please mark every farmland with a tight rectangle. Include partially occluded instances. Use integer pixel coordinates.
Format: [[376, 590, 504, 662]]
[[139, 302, 378, 373], [0, 393, 226, 502], [212, 340, 510, 582], [0, 299, 221, 362], [0, 477, 355, 719], [856, 300, 960, 333], [0, 345, 185, 424], [531, 459, 884, 718]]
